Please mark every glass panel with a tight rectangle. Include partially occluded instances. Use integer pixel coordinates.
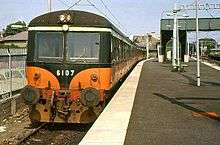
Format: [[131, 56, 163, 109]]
[[67, 33, 100, 62], [35, 32, 63, 59], [0, 74, 5, 81]]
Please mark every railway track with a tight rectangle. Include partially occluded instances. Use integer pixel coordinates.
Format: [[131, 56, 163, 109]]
[[201, 56, 220, 66], [7, 124, 92, 145], [14, 123, 46, 145], [16, 123, 92, 145]]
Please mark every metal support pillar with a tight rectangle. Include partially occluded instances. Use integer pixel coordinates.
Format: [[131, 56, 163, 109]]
[[157, 45, 160, 58], [176, 23, 180, 68], [7, 48, 16, 115], [146, 34, 149, 59], [196, 0, 201, 86], [48, 0, 52, 12], [187, 42, 190, 57], [172, 11, 177, 67]]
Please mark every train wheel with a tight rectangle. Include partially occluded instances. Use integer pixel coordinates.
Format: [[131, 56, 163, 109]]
[[30, 118, 41, 127], [101, 100, 106, 108], [80, 108, 97, 124], [29, 106, 41, 126]]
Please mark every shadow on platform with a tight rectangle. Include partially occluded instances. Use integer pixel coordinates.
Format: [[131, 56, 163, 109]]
[[180, 73, 220, 86], [154, 93, 220, 122]]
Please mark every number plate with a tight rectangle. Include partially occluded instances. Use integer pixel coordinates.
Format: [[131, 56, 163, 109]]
[[56, 70, 74, 77]]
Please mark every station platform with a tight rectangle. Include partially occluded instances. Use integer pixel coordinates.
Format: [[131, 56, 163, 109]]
[[79, 59, 220, 145]]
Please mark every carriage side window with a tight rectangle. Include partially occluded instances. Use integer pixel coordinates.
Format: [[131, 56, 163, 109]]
[[111, 37, 116, 63], [35, 32, 64, 59], [67, 33, 100, 62], [115, 39, 120, 62]]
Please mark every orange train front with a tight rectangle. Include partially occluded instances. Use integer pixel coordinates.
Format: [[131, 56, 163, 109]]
[[22, 10, 145, 124]]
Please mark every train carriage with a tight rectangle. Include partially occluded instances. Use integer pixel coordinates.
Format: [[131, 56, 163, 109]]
[[22, 10, 145, 124]]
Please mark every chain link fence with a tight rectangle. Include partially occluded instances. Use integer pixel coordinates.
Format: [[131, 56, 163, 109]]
[[0, 48, 27, 115]]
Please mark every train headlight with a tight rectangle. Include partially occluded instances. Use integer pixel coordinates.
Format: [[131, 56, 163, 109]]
[[80, 88, 99, 107], [62, 24, 69, 31], [33, 73, 41, 80], [90, 74, 98, 82], [21, 86, 40, 105]]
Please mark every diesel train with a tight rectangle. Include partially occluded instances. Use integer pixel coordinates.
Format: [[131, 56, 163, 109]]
[[22, 10, 145, 124]]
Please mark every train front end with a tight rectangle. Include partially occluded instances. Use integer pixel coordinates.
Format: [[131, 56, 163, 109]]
[[22, 10, 112, 123]]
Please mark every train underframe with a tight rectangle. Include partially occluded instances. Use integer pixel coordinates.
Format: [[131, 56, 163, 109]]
[[24, 59, 143, 124], [24, 87, 108, 124]]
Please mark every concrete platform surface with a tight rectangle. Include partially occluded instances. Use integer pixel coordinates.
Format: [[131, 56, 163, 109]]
[[124, 60, 220, 145]]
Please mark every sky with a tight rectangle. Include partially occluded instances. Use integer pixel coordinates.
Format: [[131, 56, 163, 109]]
[[0, 0, 219, 37]]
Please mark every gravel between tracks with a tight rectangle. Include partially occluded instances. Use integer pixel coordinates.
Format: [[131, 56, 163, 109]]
[[0, 105, 92, 145], [19, 123, 92, 145]]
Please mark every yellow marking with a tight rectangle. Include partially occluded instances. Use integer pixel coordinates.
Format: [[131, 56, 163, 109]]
[[192, 112, 219, 117]]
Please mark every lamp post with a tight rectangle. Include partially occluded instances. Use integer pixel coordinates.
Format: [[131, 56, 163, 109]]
[[173, 9, 177, 68], [166, 4, 179, 69], [196, 0, 201, 86], [163, 4, 189, 69], [167, 4, 189, 71], [146, 33, 149, 59], [48, 0, 52, 12], [170, 3, 181, 70]]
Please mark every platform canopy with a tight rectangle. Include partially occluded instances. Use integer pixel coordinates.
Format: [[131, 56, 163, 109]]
[[161, 18, 220, 31]]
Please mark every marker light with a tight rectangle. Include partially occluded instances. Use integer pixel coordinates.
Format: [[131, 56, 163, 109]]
[[59, 14, 72, 23], [66, 14, 72, 22], [90, 74, 98, 82], [59, 14, 65, 22], [62, 24, 69, 31]]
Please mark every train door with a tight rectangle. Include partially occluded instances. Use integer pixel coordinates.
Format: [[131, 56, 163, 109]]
[[111, 37, 120, 84], [111, 37, 116, 84]]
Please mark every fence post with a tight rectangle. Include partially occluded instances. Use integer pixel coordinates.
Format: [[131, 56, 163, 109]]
[[7, 48, 16, 115]]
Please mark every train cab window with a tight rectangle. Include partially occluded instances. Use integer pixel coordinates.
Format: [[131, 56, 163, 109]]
[[35, 32, 64, 59], [66, 33, 100, 62]]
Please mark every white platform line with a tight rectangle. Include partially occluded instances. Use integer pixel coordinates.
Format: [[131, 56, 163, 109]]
[[78, 60, 146, 145], [192, 57, 220, 71]]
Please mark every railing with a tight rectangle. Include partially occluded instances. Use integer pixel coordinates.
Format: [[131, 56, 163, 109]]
[[0, 48, 27, 115]]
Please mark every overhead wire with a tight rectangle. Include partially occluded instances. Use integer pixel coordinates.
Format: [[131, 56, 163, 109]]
[[56, 0, 70, 8], [86, 0, 129, 35], [99, 0, 129, 35], [183, 0, 215, 42], [53, 0, 130, 35], [67, 0, 84, 10], [202, 1, 219, 43], [58, 0, 114, 23], [86, 0, 109, 18], [205, 6, 215, 18], [57, 0, 94, 9]]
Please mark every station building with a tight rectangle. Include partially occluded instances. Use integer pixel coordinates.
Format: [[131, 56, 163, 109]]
[[133, 32, 160, 57], [0, 31, 28, 48]]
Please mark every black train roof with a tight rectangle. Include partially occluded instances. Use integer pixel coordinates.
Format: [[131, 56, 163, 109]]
[[29, 10, 127, 39]]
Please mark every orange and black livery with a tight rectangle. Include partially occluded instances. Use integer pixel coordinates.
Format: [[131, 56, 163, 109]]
[[22, 10, 145, 124]]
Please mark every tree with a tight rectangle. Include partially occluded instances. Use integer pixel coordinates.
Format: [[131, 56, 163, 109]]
[[199, 38, 217, 55], [3, 21, 27, 37]]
